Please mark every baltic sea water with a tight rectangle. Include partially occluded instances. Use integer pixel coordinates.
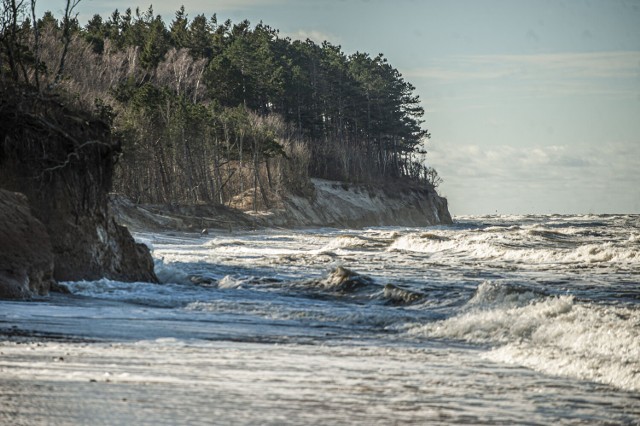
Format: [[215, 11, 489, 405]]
[[1, 215, 639, 424]]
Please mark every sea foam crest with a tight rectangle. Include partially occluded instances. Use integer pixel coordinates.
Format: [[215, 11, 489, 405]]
[[154, 259, 192, 285], [388, 232, 517, 262], [388, 231, 639, 265], [314, 235, 378, 254], [566, 243, 639, 263], [408, 281, 640, 391], [63, 278, 137, 296], [465, 280, 544, 310], [217, 275, 246, 289], [62, 278, 189, 307]]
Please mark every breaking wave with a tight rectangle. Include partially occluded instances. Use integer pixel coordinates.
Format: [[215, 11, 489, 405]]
[[388, 229, 639, 265], [407, 281, 640, 391]]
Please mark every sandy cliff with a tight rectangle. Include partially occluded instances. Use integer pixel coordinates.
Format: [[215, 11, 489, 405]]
[[264, 178, 452, 228], [111, 178, 452, 231]]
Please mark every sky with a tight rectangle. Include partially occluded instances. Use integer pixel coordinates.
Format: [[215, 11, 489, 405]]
[[42, 0, 640, 215]]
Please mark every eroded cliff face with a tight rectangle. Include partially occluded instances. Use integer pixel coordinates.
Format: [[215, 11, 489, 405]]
[[111, 178, 452, 231], [0, 190, 54, 299], [264, 179, 452, 228], [0, 87, 157, 285]]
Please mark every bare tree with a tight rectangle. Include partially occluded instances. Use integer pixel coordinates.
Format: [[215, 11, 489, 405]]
[[54, 0, 80, 84], [0, 0, 27, 82], [424, 167, 443, 189], [29, 0, 40, 90], [155, 48, 206, 101]]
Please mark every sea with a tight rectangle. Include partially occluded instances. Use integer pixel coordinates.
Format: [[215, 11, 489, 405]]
[[1, 214, 639, 425]]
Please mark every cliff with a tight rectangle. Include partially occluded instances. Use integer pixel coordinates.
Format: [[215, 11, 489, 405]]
[[0, 190, 54, 299], [0, 86, 157, 289], [110, 178, 452, 231], [265, 178, 453, 228]]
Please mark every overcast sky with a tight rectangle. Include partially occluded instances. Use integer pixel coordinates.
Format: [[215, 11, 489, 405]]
[[43, 0, 640, 215]]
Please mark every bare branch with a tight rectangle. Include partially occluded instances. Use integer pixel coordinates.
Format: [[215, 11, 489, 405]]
[[39, 139, 113, 177], [54, 0, 81, 85], [30, 0, 40, 91]]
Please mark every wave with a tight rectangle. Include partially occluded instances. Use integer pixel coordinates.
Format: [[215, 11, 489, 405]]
[[388, 231, 639, 265], [465, 280, 546, 309], [184, 298, 422, 328], [217, 275, 245, 289], [314, 235, 373, 253], [526, 228, 570, 239], [61, 278, 197, 308], [313, 234, 391, 255], [154, 259, 192, 285], [407, 281, 640, 392], [481, 225, 522, 232]]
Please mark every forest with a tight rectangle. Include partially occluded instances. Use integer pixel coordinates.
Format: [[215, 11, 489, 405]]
[[1, 2, 442, 211]]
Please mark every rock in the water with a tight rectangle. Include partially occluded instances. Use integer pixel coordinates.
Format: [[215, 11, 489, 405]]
[[383, 283, 424, 305], [0, 190, 54, 299], [321, 266, 374, 293]]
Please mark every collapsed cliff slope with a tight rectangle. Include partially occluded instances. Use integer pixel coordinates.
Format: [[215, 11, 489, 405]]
[[0, 86, 157, 287], [267, 178, 452, 228], [111, 178, 452, 231]]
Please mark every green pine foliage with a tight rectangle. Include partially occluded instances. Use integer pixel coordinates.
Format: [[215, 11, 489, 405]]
[[1, 3, 443, 209]]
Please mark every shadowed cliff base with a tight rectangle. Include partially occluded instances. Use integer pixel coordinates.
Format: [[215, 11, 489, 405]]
[[0, 190, 54, 299], [0, 84, 157, 296]]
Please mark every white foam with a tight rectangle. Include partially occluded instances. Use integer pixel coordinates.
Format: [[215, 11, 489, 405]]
[[315, 235, 372, 253], [566, 243, 639, 263], [388, 231, 639, 266], [484, 300, 640, 392], [465, 280, 543, 310], [217, 275, 245, 289], [154, 259, 191, 285], [409, 293, 574, 344], [408, 282, 640, 391], [64, 278, 153, 296]]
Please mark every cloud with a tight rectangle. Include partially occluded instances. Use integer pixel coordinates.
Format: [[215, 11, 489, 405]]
[[404, 67, 512, 81], [280, 29, 339, 44], [404, 51, 640, 101], [67, 0, 288, 23], [175, 0, 288, 12], [427, 142, 640, 196], [405, 51, 640, 82], [425, 141, 640, 214], [464, 51, 640, 79]]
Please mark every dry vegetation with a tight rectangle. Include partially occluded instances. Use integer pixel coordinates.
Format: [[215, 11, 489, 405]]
[[2, 1, 442, 212]]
